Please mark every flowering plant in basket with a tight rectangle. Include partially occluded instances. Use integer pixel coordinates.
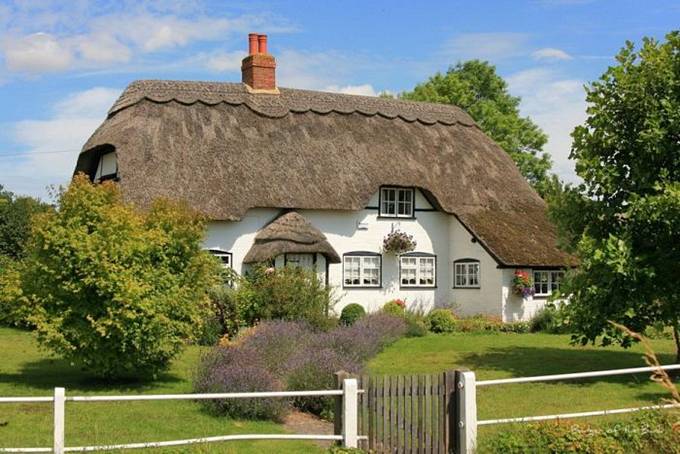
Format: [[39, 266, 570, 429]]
[[382, 230, 416, 255], [512, 270, 534, 297]]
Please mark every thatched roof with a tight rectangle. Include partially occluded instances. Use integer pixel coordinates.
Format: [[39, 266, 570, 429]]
[[243, 211, 341, 264], [75, 80, 575, 268]]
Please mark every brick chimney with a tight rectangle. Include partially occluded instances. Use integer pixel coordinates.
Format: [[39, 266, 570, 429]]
[[241, 33, 277, 92]]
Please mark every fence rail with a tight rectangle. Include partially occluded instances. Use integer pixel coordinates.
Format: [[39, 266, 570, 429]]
[[456, 363, 680, 453], [0, 380, 362, 454]]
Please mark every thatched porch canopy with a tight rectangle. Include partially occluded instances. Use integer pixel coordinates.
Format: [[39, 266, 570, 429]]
[[243, 211, 341, 264]]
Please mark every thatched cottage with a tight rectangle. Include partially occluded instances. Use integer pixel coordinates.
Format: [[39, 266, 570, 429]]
[[74, 34, 573, 321]]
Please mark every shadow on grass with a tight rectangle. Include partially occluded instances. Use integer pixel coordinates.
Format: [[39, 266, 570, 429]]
[[0, 357, 184, 393], [457, 345, 675, 388]]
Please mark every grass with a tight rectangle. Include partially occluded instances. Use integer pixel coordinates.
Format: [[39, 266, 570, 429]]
[[0, 327, 321, 454], [369, 332, 677, 438]]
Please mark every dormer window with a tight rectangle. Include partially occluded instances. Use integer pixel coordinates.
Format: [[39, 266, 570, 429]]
[[380, 187, 414, 218], [94, 151, 118, 182]]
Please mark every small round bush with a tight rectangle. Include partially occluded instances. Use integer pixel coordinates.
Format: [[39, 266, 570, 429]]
[[427, 309, 456, 333], [382, 300, 405, 316], [340, 304, 366, 326], [405, 317, 428, 337]]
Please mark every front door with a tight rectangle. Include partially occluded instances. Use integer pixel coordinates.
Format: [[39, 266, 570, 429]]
[[285, 253, 316, 270]]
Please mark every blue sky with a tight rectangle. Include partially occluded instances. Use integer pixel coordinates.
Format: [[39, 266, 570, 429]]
[[0, 0, 678, 199]]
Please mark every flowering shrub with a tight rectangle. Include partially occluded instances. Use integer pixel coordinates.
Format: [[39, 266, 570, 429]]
[[286, 347, 361, 417], [382, 230, 416, 255], [382, 299, 406, 316], [194, 347, 289, 421], [512, 270, 535, 297], [194, 314, 408, 420]]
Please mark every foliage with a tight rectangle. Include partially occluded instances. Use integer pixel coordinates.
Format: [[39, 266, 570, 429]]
[[14, 175, 219, 378], [327, 447, 368, 454], [404, 312, 428, 338], [512, 270, 534, 297], [237, 264, 336, 329], [382, 299, 406, 316], [339, 303, 366, 326], [530, 303, 570, 334], [480, 411, 680, 454], [547, 32, 680, 361], [0, 185, 50, 260], [194, 346, 289, 421], [195, 314, 408, 419], [401, 60, 553, 194], [0, 258, 29, 327], [426, 309, 457, 333], [382, 230, 416, 255], [198, 268, 245, 345]]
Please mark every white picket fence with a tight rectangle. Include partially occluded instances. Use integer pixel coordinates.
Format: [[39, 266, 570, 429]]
[[0, 378, 363, 453], [454, 364, 680, 453]]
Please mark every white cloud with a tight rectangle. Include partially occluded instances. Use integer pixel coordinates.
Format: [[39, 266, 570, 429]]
[[324, 84, 377, 96], [3, 33, 73, 73], [532, 47, 572, 60], [2, 87, 121, 198], [74, 33, 131, 65], [507, 68, 586, 183], [441, 33, 530, 61], [0, 4, 294, 75], [201, 50, 247, 72]]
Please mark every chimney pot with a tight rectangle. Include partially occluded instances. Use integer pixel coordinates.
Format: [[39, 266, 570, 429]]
[[248, 33, 258, 55], [258, 34, 268, 54], [242, 33, 276, 91]]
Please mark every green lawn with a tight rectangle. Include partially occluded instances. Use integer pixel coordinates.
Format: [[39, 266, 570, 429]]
[[0, 327, 321, 453], [369, 332, 677, 437]]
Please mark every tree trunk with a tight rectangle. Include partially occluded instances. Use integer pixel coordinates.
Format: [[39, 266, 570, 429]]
[[674, 323, 680, 365]]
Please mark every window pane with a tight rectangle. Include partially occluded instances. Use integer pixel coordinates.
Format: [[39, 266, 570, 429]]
[[419, 258, 435, 286], [534, 271, 549, 294], [397, 189, 413, 216], [362, 256, 380, 286], [381, 188, 397, 215], [344, 257, 360, 285], [550, 271, 564, 292], [469, 263, 479, 286], [401, 268, 416, 285]]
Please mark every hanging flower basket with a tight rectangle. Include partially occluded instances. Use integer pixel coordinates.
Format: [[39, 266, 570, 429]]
[[512, 270, 534, 297], [382, 230, 416, 255]]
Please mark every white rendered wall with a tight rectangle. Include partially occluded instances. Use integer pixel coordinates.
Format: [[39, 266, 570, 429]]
[[448, 219, 504, 318], [205, 189, 513, 318]]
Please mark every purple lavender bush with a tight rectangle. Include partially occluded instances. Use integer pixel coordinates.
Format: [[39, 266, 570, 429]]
[[194, 346, 289, 421], [194, 313, 408, 420], [239, 320, 312, 379], [286, 347, 362, 417]]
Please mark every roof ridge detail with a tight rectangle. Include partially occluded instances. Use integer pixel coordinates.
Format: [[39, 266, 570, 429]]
[[109, 79, 478, 127]]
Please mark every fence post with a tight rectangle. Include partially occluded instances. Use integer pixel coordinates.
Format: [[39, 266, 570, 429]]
[[334, 370, 350, 441], [455, 371, 477, 454], [53, 387, 65, 454], [342, 378, 358, 448]]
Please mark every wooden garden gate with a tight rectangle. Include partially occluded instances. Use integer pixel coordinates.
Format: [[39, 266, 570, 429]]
[[336, 371, 456, 453]]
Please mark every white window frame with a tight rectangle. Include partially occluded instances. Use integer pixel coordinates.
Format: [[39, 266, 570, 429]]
[[399, 254, 436, 288], [94, 151, 118, 182], [380, 187, 414, 218], [533, 270, 565, 296], [207, 248, 232, 269], [343, 253, 382, 288], [454, 260, 480, 288]]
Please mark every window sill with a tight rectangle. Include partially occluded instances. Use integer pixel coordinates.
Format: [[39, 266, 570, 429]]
[[400, 286, 437, 290], [453, 286, 481, 289], [377, 215, 416, 220], [343, 285, 383, 290]]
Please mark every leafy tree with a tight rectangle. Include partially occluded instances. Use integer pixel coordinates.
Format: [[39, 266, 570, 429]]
[[0, 186, 50, 260], [548, 32, 680, 361], [12, 174, 219, 378], [402, 60, 553, 193]]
